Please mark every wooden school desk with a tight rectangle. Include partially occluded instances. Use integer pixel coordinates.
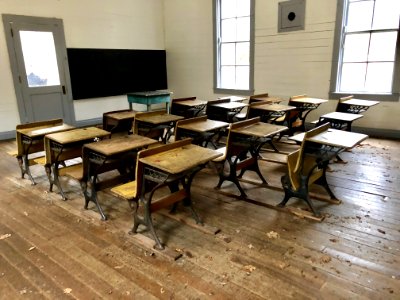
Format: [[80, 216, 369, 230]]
[[248, 103, 296, 123], [317, 111, 363, 131], [79, 134, 157, 220], [207, 100, 248, 123], [175, 115, 229, 147], [284, 125, 368, 219], [337, 98, 379, 114], [102, 109, 137, 135], [214, 117, 287, 198], [136, 139, 222, 249], [134, 110, 184, 143], [171, 99, 207, 117], [44, 127, 110, 200], [15, 119, 74, 185], [288, 96, 328, 132]]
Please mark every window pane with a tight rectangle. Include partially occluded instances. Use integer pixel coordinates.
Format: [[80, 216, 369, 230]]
[[372, 0, 400, 30], [20, 31, 60, 87], [368, 31, 397, 62], [342, 33, 370, 62], [221, 43, 235, 65], [346, 1, 374, 32], [221, 66, 236, 88], [221, 18, 236, 42], [365, 62, 394, 93], [236, 0, 250, 17], [340, 63, 367, 92], [221, 0, 237, 19], [236, 42, 249, 65], [236, 17, 250, 41], [236, 66, 249, 89]]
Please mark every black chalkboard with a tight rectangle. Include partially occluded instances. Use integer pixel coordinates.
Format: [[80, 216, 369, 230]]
[[67, 48, 168, 100]]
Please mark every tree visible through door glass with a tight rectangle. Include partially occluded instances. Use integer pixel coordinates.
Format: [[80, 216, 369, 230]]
[[20, 31, 60, 87]]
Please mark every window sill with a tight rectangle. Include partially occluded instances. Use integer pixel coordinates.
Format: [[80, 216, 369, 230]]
[[214, 88, 255, 96], [329, 92, 400, 102]]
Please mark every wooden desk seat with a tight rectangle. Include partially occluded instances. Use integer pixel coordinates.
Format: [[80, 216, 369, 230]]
[[62, 163, 84, 181], [113, 138, 221, 249], [213, 118, 268, 198], [279, 123, 337, 218], [110, 151, 146, 203]]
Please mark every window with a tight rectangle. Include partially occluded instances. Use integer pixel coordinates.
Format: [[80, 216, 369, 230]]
[[330, 0, 400, 101], [214, 0, 255, 95]]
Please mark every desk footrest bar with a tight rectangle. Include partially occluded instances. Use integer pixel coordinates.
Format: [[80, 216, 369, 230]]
[[150, 189, 188, 213]]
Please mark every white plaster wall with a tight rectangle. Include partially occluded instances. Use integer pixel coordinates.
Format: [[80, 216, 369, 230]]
[[163, 0, 400, 132], [0, 0, 165, 132]]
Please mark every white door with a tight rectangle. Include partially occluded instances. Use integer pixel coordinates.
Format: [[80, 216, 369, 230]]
[[2, 14, 75, 124]]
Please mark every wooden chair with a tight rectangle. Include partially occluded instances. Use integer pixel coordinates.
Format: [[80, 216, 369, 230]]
[[279, 123, 337, 217], [170, 96, 201, 118], [213, 117, 267, 198]]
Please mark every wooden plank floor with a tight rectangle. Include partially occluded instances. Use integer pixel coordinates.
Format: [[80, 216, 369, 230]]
[[0, 137, 399, 299]]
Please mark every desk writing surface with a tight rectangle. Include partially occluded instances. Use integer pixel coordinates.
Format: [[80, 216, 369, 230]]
[[140, 144, 222, 174], [84, 134, 157, 156], [135, 113, 183, 124], [290, 97, 328, 105], [178, 119, 229, 132], [290, 129, 368, 148], [175, 99, 207, 107], [46, 127, 110, 144], [253, 103, 296, 112], [320, 112, 363, 122], [211, 102, 248, 109], [106, 111, 137, 120], [17, 124, 74, 138], [231, 122, 288, 138], [342, 99, 379, 107]]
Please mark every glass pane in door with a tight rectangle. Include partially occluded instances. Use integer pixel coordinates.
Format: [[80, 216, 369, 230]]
[[20, 31, 60, 87]]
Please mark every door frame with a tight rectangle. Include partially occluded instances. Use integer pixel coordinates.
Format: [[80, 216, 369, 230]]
[[2, 14, 76, 125]]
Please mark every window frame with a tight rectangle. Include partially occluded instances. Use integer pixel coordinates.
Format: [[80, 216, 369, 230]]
[[329, 0, 400, 101], [213, 0, 255, 95]]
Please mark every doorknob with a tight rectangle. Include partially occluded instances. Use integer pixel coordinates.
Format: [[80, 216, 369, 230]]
[[62, 85, 66, 94]]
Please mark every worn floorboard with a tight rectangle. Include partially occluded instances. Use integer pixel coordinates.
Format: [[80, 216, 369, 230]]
[[0, 137, 399, 299]]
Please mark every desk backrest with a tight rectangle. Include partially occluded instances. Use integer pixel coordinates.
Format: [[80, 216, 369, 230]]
[[249, 92, 269, 102], [174, 116, 207, 141], [287, 123, 329, 190], [295, 123, 330, 173], [16, 118, 63, 130], [226, 117, 260, 156]]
